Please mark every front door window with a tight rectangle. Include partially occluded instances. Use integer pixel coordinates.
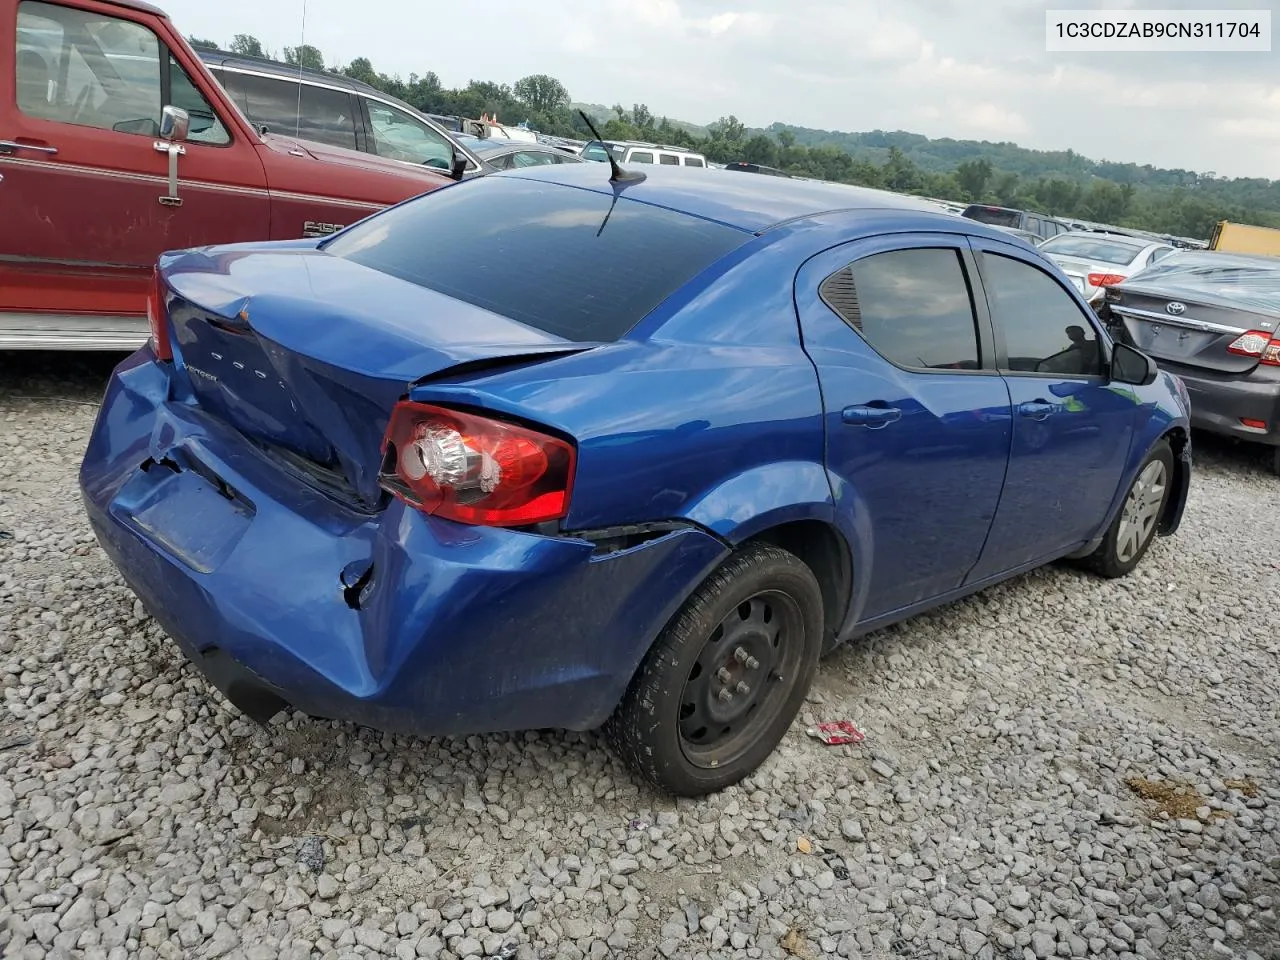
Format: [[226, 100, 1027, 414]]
[[367, 101, 454, 170], [17, 0, 161, 134]]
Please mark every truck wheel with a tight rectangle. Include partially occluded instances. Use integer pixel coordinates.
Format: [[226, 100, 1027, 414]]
[[604, 543, 824, 797], [1080, 440, 1173, 579]]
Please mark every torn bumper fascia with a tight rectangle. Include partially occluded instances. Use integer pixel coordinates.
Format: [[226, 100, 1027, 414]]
[[79, 352, 730, 736]]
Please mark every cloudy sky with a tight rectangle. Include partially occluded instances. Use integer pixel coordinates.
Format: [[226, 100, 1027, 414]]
[[167, 0, 1278, 179]]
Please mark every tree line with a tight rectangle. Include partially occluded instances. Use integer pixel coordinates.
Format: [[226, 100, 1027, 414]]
[[188, 34, 1278, 241]]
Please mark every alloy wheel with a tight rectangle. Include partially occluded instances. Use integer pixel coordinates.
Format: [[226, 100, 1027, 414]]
[[1116, 459, 1167, 564]]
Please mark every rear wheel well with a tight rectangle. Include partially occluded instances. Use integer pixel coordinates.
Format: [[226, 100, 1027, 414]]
[[1159, 426, 1189, 533], [744, 520, 851, 653]]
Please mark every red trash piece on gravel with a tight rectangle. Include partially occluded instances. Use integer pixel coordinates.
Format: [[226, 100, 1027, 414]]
[[808, 720, 865, 745]]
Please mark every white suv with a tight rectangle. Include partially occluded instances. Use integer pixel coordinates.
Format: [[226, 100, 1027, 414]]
[[582, 139, 707, 168]]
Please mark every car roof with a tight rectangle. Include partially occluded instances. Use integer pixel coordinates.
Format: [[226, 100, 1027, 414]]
[[503, 163, 987, 234], [466, 138, 561, 156], [198, 50, 394, 103], [1052, 230, 1146, 245]]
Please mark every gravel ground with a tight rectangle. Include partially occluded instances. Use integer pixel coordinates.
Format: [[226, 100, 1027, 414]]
[[1, 351, 1278, 960]]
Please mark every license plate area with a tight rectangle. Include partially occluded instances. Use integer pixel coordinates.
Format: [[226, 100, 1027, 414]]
[[111, 453, 255, 573], [1123, 317, 1217, 361]]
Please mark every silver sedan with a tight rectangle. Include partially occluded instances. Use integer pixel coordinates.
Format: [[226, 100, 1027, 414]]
[[1039, 232, 1176, 308]]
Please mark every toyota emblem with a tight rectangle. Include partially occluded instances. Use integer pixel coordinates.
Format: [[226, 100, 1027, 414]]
[[1166, 301, 1186, 315]]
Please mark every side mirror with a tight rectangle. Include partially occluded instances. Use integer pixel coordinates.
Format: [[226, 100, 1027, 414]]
[[449, 150, 468, 181], [1111, 342, 1157, 386], [159, 105, 190, 142]]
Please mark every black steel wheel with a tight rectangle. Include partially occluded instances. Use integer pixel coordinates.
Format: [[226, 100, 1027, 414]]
[[605, 542, 824, 796]]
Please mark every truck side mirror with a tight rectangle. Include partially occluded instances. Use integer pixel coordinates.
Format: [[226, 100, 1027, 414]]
[[450, 149, 467, 181], [159, 105, 190, 143]]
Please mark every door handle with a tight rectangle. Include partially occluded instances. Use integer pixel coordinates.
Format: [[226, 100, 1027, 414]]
[[842, 403, 902, 428], [0, 139, 58, 155], [1018, 400, 1055, 421]]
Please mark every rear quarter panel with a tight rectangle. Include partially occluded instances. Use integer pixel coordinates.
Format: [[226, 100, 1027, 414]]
[[407, 229, 833, 538]]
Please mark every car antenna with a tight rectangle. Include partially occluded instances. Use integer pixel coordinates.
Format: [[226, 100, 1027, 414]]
[[578, 110, 645, 185], [293, 0, 307, 141]]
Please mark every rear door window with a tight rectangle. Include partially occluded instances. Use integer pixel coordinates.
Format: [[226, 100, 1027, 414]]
[[236, 72, 357, 150], [821, 248, 983, 371], [324, 176, 750, 342], [659, 153, 680, 165]]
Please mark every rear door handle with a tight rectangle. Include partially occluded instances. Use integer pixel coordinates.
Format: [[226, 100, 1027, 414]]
[[0, 139, 58, 155], [842, 404, 902, 428], [1018, 400, 1055, 421]]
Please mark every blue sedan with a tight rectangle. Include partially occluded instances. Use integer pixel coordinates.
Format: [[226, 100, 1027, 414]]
[[80, 164, 1191, 796]]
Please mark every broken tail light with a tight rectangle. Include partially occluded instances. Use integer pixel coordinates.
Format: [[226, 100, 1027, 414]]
[[1227, 330, 1280, 366], [380, 402, 576, 527], [146, 268, 172, 362]]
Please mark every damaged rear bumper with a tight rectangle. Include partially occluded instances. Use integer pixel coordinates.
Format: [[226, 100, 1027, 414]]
[[79, 352, 729, 736]]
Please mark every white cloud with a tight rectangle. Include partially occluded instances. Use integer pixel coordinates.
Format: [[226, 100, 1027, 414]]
[[162, 0, 1276, 178], [954, 101, 1029, 138]]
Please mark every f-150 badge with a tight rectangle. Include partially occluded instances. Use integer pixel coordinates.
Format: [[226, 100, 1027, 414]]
[[303, 221, 345, 237]]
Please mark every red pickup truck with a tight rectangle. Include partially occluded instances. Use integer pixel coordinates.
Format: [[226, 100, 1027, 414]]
[[2, 0, 455, 350]]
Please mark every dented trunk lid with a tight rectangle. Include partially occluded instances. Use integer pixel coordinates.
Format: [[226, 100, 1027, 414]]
[[160, 243, 587, 506]]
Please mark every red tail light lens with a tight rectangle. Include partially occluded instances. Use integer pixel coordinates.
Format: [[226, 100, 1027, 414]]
[[1087, 273, 1127, 288], [146, 268, 172, 361], [1227, 330, 1280, 365], [380, 402, 575, 527]]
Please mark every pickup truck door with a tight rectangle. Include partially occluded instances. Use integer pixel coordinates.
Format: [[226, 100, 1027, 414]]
[[1, 0, 269, 348]]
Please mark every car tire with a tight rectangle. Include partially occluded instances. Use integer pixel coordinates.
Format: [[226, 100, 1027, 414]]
[[1079, 439, 1174, 579], [604, 542, 824, 797]]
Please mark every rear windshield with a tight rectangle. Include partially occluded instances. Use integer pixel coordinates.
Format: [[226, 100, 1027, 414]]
[[1124, 253, 1280, 317], [1041, 235, 1144, 265], [323, 176, 749, 341], [963, 206, 1021, 228]]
